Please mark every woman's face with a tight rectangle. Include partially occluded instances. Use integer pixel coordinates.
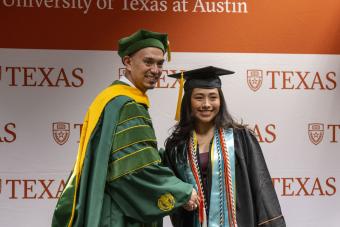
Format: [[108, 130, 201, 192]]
[[190, 88, 221, 124]]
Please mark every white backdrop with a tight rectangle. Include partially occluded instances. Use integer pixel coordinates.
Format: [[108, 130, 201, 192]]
[[0, 48, 339, 226]]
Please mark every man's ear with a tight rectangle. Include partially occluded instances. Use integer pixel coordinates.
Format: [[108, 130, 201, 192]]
[[123, 56, 132, 71]]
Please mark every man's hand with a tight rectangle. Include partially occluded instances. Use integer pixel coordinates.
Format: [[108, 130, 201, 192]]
[[183, 188, 200, 211]]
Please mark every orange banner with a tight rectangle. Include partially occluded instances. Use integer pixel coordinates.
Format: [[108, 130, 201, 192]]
[[1, 0, 339, 54]]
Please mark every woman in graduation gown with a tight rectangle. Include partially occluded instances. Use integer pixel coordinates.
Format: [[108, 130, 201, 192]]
[[163, 66, 286, 227]]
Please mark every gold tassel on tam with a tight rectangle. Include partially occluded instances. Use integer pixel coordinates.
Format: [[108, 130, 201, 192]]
[[167, 40, 171, 62], [175, 71, 184, 121]]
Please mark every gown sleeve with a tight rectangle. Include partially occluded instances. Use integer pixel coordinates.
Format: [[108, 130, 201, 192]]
[[238, 128, 286, 227], [105, 101, 193, 223]]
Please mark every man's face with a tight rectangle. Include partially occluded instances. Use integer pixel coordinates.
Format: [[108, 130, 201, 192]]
[[124, 47, 165, 93]]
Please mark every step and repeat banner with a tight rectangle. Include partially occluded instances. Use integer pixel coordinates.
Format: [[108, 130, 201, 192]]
[[1, 1, 339, 226]]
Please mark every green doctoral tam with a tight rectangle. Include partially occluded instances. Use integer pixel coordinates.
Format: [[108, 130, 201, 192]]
[[118, 29, 169, 58]]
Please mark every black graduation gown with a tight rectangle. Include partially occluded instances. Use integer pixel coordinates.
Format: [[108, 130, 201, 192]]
[[163, 128, 286, 227]]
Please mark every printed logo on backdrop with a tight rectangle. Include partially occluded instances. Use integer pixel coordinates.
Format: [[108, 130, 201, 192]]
[[0, 0, 249, 14], [246, 70, 337, 91], [0, 176, 335, 199], [245, 123, 277, 143], [0, 178, 66, 199], [0, 66, 84, 87], [247, 70, 263, 92], [272, 177, 336, 196], [0, 123, 16, 143], [307, 123, 340, 145], [308, 123, 324, 145], [52, 122, 83, 145], [53, 122, 70, 145], [119, 68, 126, 79]]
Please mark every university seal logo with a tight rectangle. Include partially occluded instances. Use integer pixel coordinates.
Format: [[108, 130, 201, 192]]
[[157, 193, 175, 211], [53, 122, 70, 145], [308, 123, 324, 145], [247, 70, 263, 91]]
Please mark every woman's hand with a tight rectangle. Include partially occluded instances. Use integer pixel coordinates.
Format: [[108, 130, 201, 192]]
[[183, 188, 200, 211]]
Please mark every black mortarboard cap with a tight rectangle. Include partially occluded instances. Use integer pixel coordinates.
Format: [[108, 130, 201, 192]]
[[168, 66, 234, 91], [168, 66, 234, 120]]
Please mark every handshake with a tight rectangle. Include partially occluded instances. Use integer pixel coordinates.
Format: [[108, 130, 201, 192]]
[[183, 188, 200, 211]]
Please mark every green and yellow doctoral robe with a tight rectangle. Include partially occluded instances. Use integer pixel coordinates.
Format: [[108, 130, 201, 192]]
[[51, 81, 193, 227], [163, 128, 286, 227]]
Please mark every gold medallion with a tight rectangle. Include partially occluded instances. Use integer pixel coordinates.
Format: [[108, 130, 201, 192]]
[[157, 193, 175, 211]]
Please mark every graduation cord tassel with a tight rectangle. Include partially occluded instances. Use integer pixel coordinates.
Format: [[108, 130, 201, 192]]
[[215, 130, 225, 226], [167, 40, 171, 62], [175, 71, 184, 121], [188, 133, 206, 225], [219, 129, 238, 227]]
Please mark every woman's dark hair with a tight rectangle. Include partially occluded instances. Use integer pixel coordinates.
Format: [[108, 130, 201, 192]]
[[165, 87, 243, 162]]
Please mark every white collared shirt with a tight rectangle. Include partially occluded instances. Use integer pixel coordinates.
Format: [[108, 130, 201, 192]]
[[119, 75, 136, 88]]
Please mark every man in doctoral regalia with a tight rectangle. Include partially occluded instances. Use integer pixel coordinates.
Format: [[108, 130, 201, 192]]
[[51, 29, 199, 227]]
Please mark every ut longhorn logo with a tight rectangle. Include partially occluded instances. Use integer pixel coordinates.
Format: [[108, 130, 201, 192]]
[[52, 122, 70, 145], [308, 123, 324, 145], [247, 70, 263, 92]]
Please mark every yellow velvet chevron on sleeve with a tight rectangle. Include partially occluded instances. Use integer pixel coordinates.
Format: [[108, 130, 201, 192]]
[[107, 101, 161, 182]]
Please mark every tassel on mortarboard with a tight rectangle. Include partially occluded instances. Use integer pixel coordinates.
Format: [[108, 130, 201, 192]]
[[167, 40, 171, 62], [174, 71, 184, 121]]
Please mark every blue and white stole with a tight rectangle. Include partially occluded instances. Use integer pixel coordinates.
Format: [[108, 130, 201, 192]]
[[185, 128, 237, 227]]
